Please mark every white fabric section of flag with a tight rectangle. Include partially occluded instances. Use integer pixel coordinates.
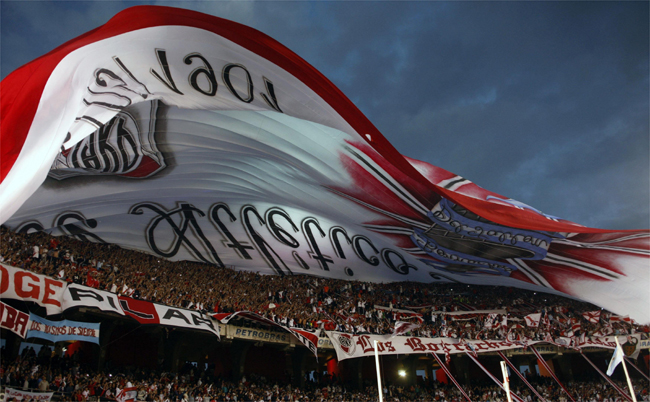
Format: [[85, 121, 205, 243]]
[[116, 386, 138, 402], [0, 22, 357, 225], [392, 321, 421, 338], [606, 343, 624, 376], [524, 313, 541, 327], [582, 310, 601, 323]]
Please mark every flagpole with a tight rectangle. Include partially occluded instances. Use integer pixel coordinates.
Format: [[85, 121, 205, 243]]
[[374, 340, 383, 402], [616, 337, 638, 402], [500, 361, 513, 402]]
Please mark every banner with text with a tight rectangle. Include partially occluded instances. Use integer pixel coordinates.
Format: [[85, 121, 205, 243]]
[[214, 311, 319, 357], [26, 313, 100, 344], [0, 300, 29, 338], [325, 331, 647, 361], [63, 284, 124, 316], [0, 263, 65, 315]]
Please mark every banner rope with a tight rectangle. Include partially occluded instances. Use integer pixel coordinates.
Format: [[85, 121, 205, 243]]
[[579, 352, 633, 402], [530, 346, 575, 402], [430, 353, 473, 402], [497, 351, 548, 402], [464, 351, 525, 402]]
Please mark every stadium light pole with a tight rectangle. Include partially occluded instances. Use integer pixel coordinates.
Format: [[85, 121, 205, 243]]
[[374, 340, 383, 402]]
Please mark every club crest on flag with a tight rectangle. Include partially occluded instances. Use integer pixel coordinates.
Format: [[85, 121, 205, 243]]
[[622, 336, 638, 357], [337, 333, 356, 356], [49, 102, 166, 180]]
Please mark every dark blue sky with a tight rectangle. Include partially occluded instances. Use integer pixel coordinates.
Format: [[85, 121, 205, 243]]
[[2, 1, 648, 230]]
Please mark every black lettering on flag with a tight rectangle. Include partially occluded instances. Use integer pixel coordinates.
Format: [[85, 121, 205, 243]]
[[162, 308, 191, 325], [223, 63, 254, 103], [329, 226, 352, 259], [241, 205, 292, 276], [130, 202, 224, 267], [352, 235, 380, 266], [209, 203, 254, 259], [191, 313, 217, 332], [68, 287, 103, 302], [55, 212, 106, 243], [184, 53, 218, 96], [150, 49, 184, 95], [302, 217, 333, 271], [265, 208, 300, 248], [260, 77, 282, 113]]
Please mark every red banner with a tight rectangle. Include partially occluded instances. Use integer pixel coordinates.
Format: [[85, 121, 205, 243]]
[[0, 300, 29, 338]]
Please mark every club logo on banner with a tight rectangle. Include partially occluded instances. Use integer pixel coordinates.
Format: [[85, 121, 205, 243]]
[[27, 314, 100, 344], [0, 301, 30, 338], [49, 101, 166, 180], [337, 333, 356, 356]]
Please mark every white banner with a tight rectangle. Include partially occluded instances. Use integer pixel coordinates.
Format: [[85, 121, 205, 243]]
[[0, 263, 65, 315], [325, 331, 647, 361], [62, 283, 124, 315], [435, 309, 507, 316], [326, 331, 530, 361], [4, 388, 53, 401], [153, 304, 221, 337]]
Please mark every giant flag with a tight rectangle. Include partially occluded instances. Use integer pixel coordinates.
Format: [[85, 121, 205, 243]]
[[1, 6, 648, 323]]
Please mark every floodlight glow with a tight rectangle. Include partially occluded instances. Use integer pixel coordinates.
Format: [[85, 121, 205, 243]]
[[398, 370, 406, 377]]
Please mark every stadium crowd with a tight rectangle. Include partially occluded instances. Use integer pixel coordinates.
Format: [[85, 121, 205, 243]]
[[1, 344, 648, 402], [1, 226, 648, 342]]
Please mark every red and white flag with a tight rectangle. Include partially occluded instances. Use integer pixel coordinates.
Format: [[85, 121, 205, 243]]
[[610, 315, 631, 324], [392, 320, 421, 338], [524, 313, 541, 327], [593, 325, 614, 337], [484, 313, 500, 329], [1, 5, 648, 326], [582, 310, 601, 323], [116, 386, 137, 402], [571, 322, 581, 333]]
